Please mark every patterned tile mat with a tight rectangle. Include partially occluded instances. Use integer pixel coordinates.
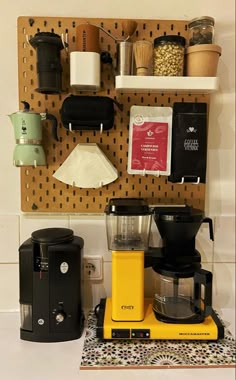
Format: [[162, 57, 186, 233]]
[[80, 311, 236, 370]]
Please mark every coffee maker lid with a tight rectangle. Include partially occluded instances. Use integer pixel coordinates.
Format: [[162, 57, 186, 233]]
[[31, 228, 74, 245], [153, 205, 204, 222], [105, 198, 151, 215]]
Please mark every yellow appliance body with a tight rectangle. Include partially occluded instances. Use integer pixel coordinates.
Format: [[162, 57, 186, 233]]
[[112, 250, 144, 321], [97, 297, 223, 340]]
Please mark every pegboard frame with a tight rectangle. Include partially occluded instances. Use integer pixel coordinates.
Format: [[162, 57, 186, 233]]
[[17, 16, 209, 213]]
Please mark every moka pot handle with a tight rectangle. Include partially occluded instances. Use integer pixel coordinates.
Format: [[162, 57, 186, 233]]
[[193, 268, 212, 318], [40, 112, 59, 141], [202, 217, 214, 241]]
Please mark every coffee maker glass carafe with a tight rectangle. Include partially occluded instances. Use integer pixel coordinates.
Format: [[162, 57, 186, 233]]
[[153, 270, 195, 320], [152, 265, 213, 323], [151, 205, 214, 324]]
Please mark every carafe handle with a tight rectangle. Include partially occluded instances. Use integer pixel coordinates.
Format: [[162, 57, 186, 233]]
[[194, 268, 212, 317], [40, 113, 59, 141], [202, 217, 214, 241]]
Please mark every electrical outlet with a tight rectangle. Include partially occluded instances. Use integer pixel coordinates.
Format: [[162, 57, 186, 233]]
[[83, 255, 103, 281]]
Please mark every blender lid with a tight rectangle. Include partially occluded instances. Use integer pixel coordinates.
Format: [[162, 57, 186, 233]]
[[31, 228, 74, 244], [153, 205, 204, 222], [105, 198, 151, 215]]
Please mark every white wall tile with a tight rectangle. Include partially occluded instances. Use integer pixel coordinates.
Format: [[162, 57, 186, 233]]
[[196, 222, 214, 263], [69, 215, 109, 261], [212, 262, 235, 309], [213, 216, 236, 262], [0, 215, 19, 263], [83, 261, 111, 310], [20, 214, 69, 244], [0, 264, 19, 311]]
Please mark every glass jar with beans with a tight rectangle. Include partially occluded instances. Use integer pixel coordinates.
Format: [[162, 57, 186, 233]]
[[153, 35, 186, 76], [188, 16, 215, 46]]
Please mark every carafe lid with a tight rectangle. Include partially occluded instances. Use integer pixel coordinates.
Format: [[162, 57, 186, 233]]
[[153, 205, 204, 222], [105, 198, 151, 215], [31, 228, 74, 245], [152, 262, 201, 278]]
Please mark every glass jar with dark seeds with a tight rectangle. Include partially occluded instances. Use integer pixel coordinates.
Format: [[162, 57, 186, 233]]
[[188, 16, 215, 46]]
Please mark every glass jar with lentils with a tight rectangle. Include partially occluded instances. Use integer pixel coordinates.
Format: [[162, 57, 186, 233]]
[[153, 35, 186, 76]]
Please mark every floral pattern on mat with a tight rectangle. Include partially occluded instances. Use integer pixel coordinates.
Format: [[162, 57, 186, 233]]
[[80, 311, 236, 369]]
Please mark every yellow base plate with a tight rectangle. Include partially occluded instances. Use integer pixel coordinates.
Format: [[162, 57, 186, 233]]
[[99, 298, 223, 340]]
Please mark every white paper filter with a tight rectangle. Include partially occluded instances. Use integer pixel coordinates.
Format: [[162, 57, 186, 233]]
[[53, 143, 118, 188]]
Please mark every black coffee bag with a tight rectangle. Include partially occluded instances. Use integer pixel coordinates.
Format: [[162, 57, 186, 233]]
[[169, 102, 207, 183]]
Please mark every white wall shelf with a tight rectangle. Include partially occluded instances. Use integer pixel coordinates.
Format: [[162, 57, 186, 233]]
[[115, 75, 219, 94]]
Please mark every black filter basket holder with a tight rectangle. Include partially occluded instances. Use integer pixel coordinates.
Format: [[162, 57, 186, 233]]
[[60, 95, 121, 132], [29, 32, 64, 94]]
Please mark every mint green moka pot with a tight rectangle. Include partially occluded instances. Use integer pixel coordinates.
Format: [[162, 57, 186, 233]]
[[9, 101, 58, 167]]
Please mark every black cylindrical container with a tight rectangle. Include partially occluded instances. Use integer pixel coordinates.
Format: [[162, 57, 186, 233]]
[[29, 32, 64, 94], [19, 228, 84, 342]]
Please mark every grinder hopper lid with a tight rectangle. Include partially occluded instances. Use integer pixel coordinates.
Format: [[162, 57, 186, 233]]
[[31, 228, 74, 245]]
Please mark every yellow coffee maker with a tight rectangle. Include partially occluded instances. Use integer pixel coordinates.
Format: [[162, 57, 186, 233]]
[[96, 198, 225, 341]]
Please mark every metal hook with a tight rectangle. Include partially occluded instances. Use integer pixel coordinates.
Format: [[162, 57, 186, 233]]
[[192, 177, 200, 184], [86, 22, 123, 42], [177, 177, 185, 184], [61, 33, 69, 53], [25, 34, 30, 45], [69, 123, 74, 133], [176, 176, 200, 184]]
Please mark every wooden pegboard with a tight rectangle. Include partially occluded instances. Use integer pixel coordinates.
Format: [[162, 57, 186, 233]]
[[17, 16, 209, 213]]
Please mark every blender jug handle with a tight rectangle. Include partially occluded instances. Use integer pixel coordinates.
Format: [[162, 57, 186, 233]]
[[202, 217, 214, 241], [194, 269, 212, 318]]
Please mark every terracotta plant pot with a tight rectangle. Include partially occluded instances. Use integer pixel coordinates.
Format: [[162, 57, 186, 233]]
[[185, 44, 222, 76]]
